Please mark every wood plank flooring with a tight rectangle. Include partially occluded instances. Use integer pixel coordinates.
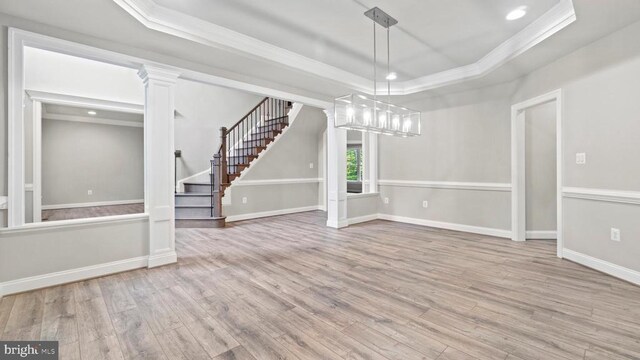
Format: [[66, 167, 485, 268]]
[[42, 203, 144, 221], [2, 210, 640, 359]]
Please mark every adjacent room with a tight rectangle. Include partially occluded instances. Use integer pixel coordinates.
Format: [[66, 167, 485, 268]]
[[0, 1, 639, 360]]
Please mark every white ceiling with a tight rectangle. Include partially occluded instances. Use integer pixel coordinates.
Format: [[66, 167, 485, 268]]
[[43, 103, 143, 123], [1, 0, 640, 99], [153, 0, 560, 80]]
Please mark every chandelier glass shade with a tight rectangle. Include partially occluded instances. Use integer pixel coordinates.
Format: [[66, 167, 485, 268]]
[[334, 7, 421, 137], [334, 94, 420, 137]]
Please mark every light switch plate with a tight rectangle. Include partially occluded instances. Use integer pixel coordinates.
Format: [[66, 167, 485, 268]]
[[309, 162, 314, 169], [422, 201, 429, 208], [383, 197, 389, 204], [87, 190, 93, 195], [242, 197, 247, 204], [576, 152, 586, 165]]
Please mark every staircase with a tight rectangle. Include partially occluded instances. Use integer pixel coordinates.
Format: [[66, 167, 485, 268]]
[[176, 97, 292, 228]]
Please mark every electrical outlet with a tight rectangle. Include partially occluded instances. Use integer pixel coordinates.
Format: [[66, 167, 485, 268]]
[[422, 200, 429, 208], [309, 162, 314, 169], [383, 197, 389, 204], [611, 228, 621, 242], [242, 197, 248, 204], [87, 190, 93, 195], [576, 153, 586, 165]]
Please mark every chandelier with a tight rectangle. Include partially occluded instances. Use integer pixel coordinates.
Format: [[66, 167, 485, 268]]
[[334, 7, 421, 137]]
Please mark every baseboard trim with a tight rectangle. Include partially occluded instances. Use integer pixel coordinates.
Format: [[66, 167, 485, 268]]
[[226, 205, 321, 222], [347, 214, 378, 225], [377, 214, 511, 238], [148, 251, 177, 268], [326, 219, 349, 229], [42, 199, 144, 210], [526, 230, 557, 239], [563, 249, 640, 286], [0, 256, 148, 297]]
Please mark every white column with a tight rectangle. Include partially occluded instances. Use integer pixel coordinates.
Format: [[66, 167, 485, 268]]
[[138, 65, 180, 267], [325, 108, 348, 228]]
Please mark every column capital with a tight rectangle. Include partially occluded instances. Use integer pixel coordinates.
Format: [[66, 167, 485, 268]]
[[138, 64, 180, 84]]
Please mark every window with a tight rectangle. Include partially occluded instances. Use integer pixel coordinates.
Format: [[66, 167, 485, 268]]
[[347, 145, 363, 181]]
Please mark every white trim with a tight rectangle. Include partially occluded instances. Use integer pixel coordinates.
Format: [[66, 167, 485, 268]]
[[511, 89, 563, 258], [32, 100, 42, 222], [113, 0, 575, 95], [378, 214, 511, 238], [41, 199, 144, 210], [24, 183, 34, 192], [562, 187, 640, 205], [226, 205, 321, 222], [0, 256, 149, 297], [378, 180, 511, 192], [148, 250, 178, 268], [526, 231, 557, 239], [563, 249, 640, 286], [347, 192, 380, 199], [0, 213, 149, 234], [234, 178, 322, 187], [26, 90, 144, 114], [8, 28, 26, 227], [43, 113, 143, 128], [347, 214, 378, 225]]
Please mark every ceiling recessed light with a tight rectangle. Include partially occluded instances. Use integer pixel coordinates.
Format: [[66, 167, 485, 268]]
[[87, 110, 97, 115], [385, 72, 397, 80], [506, 6, 527, 21]]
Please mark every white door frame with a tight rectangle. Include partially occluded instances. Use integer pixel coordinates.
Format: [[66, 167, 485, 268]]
[[511, 89, 563, 258]]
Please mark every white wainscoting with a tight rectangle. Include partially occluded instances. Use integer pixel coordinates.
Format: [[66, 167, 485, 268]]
[[378, 180, 512, 192]]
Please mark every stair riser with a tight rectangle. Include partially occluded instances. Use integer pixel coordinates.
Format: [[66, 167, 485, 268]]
[[175, 207, 213, 218], [252, 131, 280, 140], [227, 156, 256, 165], [227, 165, 247, 174], [175, 196, 212, 206], [256, 123, 287, 132], [183, 183, 212, 193], [241, 138, 271, 147], [234, 148, 262, 156]]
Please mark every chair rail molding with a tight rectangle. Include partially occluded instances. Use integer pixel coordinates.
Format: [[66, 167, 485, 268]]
[[113, 0, 575, 95], [378, 180, 512, 192], [562, 187, 640, 205]]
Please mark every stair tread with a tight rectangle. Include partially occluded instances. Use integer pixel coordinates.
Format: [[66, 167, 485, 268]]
[[176, 193, 212, 197], [175, 204, 212, 208]]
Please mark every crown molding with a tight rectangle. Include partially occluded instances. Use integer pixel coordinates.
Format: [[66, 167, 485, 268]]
[[113, 0, 576, 95]]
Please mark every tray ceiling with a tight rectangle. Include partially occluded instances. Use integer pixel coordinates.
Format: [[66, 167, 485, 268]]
[[114, 0, 575, 94]]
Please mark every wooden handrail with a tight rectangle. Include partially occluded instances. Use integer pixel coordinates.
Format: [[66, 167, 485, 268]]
[[216, 97, 269, 154]]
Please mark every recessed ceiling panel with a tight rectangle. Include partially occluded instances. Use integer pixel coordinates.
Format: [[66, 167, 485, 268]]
[[155, 0, 560, 80]]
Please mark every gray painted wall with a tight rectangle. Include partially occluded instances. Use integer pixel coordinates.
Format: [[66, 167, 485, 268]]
[[42, 119, 144, 206], [525, 101, 557, 232], [224, 106, 327, 216], [379, 20, 640, 273]]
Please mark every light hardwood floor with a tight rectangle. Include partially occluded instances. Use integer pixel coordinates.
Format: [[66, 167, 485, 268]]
[[42, 203, 144, 221], [2, 211, 640, 359]]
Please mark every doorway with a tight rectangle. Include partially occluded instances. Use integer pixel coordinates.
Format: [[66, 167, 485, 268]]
[[511, 89, 563, 257]]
